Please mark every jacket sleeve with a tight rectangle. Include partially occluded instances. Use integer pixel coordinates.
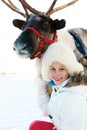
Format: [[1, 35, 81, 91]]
[[37, 79, 51, 116]]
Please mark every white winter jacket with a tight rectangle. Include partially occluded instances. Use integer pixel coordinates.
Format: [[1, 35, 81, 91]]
[[48, 80, 87, 130]]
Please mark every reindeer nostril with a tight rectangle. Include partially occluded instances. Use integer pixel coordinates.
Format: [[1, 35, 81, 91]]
[[13, 47, 16, 51]]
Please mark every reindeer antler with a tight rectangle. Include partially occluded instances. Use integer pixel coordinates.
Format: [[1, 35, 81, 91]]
[[19, 0, 46, 17], [46, 0, 79, 17], [1, 0, 79, 18], [46, 0, 57, 15], [1, 0, 27, 17]]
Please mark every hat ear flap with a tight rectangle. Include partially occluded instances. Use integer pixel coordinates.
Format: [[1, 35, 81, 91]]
[[52, 19, 66, 30]]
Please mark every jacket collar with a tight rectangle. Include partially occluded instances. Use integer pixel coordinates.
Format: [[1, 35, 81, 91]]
[[53, 78, 70, 91]]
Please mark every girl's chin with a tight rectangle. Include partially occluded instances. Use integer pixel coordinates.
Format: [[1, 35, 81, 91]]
[[54, 80, 63, 85]]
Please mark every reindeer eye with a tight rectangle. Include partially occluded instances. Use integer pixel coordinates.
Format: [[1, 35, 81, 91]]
[[42, 22, 50, 31]]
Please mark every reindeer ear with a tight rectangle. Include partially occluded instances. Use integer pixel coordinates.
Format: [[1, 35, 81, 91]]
[[51, 19, 66, 30], [12, 19, 25, 30]]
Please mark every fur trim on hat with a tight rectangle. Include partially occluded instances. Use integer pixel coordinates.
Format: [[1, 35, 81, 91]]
[[41, 43, 84, 81]]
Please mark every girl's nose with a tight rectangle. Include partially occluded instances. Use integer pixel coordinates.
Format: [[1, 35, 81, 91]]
[[55, 70, 60, 75]]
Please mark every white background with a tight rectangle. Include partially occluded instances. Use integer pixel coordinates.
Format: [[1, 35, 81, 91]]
[[0, 0, 87, 130]]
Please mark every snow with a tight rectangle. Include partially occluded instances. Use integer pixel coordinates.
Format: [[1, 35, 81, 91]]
[[0, 75, 50, 130]]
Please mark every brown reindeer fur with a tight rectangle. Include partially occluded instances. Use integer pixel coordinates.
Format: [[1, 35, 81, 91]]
[[68, 72, 87, 86]]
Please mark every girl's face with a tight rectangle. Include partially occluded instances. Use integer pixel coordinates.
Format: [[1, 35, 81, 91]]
[[49, 62, 69, 85]]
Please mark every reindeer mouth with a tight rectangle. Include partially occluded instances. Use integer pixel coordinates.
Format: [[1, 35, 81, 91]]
[[13, 46, 31, 58], [13, 39, 34, 58]]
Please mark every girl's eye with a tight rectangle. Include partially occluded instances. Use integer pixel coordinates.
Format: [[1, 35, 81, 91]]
[[60, 68, 64, 70], [50, 68, 56, 71], [60, 68, 65, 71]]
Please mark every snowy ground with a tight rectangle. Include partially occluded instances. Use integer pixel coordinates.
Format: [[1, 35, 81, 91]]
[[0, 75, 50, 130]]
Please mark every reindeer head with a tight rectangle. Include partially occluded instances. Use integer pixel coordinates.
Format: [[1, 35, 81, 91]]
[[13, 14, 66, 59], [1, 0, 78, 59]]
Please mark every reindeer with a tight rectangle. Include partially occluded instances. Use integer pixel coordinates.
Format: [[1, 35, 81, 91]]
[[1, 0, 87, 95]]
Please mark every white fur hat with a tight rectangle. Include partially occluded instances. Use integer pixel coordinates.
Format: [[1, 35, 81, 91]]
[[41, 43, 84, 81]]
